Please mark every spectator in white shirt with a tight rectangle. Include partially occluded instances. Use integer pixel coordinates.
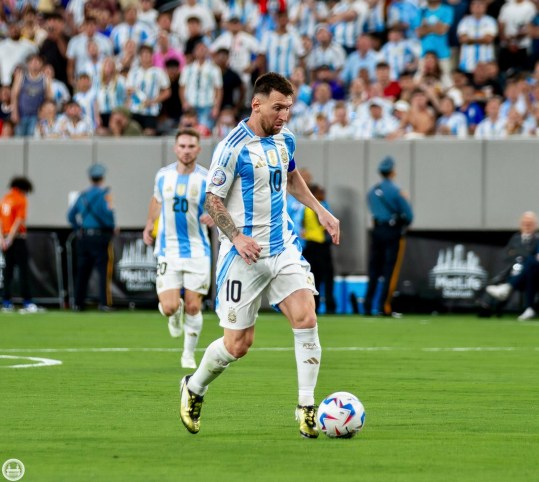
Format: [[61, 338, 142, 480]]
[[354, 97, 400, 139], [306, 23, 347, 78], [328, 101, 355, 139], [0, 23, 38, 87], [179, 41, 223, 130], [126, 45, 171, 136], [110, 5, 152, 56], [290, 0, 329, 38], [475, 96, 507, 139], [211, 13, 261, 85], [171, 0, 216, 44], [328, 0, 370, 54], [436, 95, 468, 138], [66, 16, 113, 88], [53, 100, 93, 138], [457, 0, 498, 74]]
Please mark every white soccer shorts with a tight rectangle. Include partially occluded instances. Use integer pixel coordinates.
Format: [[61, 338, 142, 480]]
[[215, 242, 318, 330], [155, 256, 211, 295]]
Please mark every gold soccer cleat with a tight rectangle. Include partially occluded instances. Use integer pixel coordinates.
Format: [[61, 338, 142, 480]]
[[179, 375, 204, 434], [295, 405, 319, 439]]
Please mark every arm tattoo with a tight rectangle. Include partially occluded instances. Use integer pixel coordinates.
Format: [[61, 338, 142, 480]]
[[205, 193, 240, 242]]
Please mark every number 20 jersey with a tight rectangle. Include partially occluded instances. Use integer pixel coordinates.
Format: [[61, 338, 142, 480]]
[[153, 162, 211, 259], [206, 120, 298, 258]]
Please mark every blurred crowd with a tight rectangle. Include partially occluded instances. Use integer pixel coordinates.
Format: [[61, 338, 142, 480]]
[[1, 0, 539, 140]]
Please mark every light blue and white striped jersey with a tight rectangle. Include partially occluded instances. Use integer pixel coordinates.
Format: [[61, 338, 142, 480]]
[[126, 66, 170, 116], [474, 117, 507, 139], [77, 59, 103, 91], [353, 114, 400, 139], [154, 163, 211, 259], [331, 1, 369, 49], [207, 120, 298, 258], [379, 40, 416, 80], [179, 60, 223, 108], [387, 0, 421, 39], [66, 33, 113, 73], [73, 90, 97, 128], [289, 1, 329, 37], [457, 15, 497, 73], [436, 112, 468, 138], [260, 29, 305, 79], [110, 22, 152, 55], [365, 0, 385, 34], [96, 76, 127, 114]]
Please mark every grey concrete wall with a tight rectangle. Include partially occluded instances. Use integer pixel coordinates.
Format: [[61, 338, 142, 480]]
[[3, 137, 539, 274]]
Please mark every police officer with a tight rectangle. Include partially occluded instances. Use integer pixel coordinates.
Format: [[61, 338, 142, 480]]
[[364, 156, 413, 316], [68, 164, 115, 311]]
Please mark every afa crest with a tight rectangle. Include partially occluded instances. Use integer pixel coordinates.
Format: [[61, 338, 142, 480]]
[[280, 147, 289, 165]]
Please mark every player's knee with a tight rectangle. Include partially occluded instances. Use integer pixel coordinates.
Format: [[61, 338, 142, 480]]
[[185, 300, 201, 316], [294, 312, 318, 329], [160, 301, 179, 317], [225, 338, 252, 358]]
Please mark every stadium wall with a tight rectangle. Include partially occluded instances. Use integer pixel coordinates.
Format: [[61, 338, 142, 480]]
[[1, 138, 537, 275]]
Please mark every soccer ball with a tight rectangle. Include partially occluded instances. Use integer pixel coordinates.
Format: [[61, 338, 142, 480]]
[[317, 392, 366, 438]]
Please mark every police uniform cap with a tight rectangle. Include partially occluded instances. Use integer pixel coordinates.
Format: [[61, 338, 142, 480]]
[[88, 163, 106, 179], [378, 156, 395, 174]]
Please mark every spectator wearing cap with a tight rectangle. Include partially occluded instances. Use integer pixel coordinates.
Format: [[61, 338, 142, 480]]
[[364, 156, 413, 316], [211, 13, 261, 86], [328, 0, 369, 55], [378, 27, 418, 81], [66, 16, 113, 87], [107, 106, 143, 136], [96, 57, 127, 132], [416, 0, 454, 82], [353, 97, 400, 139], [457, 0, 498, 74], [11, 53, 52, 137], [474, 96, 507, 139], [53, 100, 94, 138], [111, 5, 152, 56], [68, 163, 116, 312], [259, 10, 306, 79], [171, 0, 216, 45], [289, 0, 329, 38], [0, 23, 38, 87], [306, 23, 346, 79], [340, 34, 378, 86], [179, 41, 222, 130], [126, 44, 171, 136], [213, 48, 245, 116], [436, 95, 468, 137]]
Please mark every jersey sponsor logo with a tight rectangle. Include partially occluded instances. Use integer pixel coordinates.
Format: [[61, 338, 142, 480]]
[[267, 149, 279, 167], [176, 184, 187, 196], [211, 169, 227, 186], [254, 158, 267, 168]]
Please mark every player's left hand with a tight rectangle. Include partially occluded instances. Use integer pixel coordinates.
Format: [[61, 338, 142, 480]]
[[200, 213, 215, 228], [319, 210, 340, 245]]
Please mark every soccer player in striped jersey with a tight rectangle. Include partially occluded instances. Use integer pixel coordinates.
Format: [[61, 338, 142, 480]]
[[179, 72, 340, 438], [143, 129, 214, 369]]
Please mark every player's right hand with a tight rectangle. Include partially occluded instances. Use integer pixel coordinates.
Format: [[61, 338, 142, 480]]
[[142, 227, 154, 246], [233, 233, 262, 265]]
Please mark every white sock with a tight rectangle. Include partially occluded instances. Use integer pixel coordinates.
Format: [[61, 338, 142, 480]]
[[183, 312, 203, 355], [293, 326, 321, 406], [187, 337, 237, 396]]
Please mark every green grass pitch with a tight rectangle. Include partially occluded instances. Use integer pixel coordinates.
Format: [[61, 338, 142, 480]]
[[1, 310, 538, 482]]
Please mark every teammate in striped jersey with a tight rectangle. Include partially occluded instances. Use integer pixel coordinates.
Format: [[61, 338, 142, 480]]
[[179, 72, 340, 439], [143, 129, 214, 369]]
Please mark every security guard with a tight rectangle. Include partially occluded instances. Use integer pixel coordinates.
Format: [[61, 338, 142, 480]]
[[364, 156, 413, 316], [68, 164, 115, 311]]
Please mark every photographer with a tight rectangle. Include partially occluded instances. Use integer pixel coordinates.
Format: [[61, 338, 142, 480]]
[[364, 156, 413, 316]]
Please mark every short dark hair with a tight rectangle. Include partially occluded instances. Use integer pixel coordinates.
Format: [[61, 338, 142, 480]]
[[175, 128, 200, 141], [253, 72, 294, 98], [10, 176, 33, 193], [138, 44, 153, 55]]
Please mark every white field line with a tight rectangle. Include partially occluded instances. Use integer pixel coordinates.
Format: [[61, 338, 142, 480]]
[[0, 354, 63, 369], [0, 346, 536, 354]]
